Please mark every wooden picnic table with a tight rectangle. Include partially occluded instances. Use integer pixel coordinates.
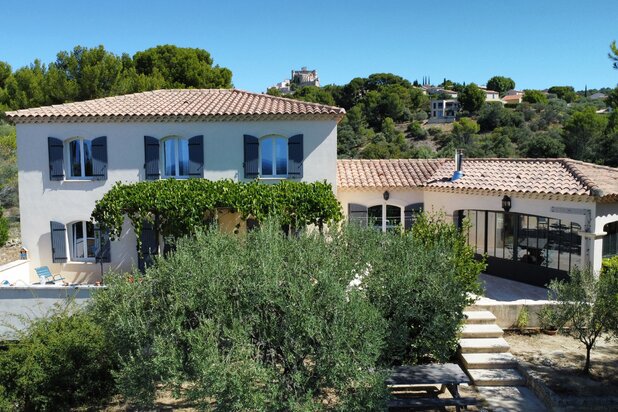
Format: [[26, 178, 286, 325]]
[[386, 363, 476, 411]]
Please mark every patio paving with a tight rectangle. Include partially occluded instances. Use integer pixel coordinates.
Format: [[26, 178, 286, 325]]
[[479, 273, 549, 302]]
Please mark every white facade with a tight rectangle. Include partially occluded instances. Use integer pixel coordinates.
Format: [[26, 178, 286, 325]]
[[17, 119, 338, 283], [484, 90, 501, 102], [429, 99, 460, 123]]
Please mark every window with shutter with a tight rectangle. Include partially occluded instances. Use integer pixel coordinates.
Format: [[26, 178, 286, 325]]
[[91, 136, 108, 180], [144, 136, 160, 180], [243, 135, 259, 178], [94, 224, 111, 263], [287, 134, 303, 178], [50, 221, 68, 263], [138, 220, 159, 272], [404, 203, 424, 230], [161, 136, 189, 178], [188, 135, 204, 178], [65, 138, 95, 179], [348, 204, 368, 227], [48, 137, 65, 181], [70, 221, 99, 261]]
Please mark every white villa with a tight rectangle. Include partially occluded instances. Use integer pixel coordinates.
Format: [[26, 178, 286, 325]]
[[5, 90, 618, 287]]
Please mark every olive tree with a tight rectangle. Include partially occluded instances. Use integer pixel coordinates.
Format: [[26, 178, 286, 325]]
[[541, 266, 618, 374]]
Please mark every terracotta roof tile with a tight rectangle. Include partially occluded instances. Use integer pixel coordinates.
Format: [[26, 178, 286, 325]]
[[5, 89, 345, 123], [426, 158, 590, 196], [337, 158, 618, 199], [337, 159, 445, 189]]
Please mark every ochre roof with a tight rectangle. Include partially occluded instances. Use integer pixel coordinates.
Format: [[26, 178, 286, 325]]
[[337, 158, 618, 200], [5, 89, 346, 123]]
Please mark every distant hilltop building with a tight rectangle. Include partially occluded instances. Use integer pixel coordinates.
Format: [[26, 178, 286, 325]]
[[270, 67, 320, 94], [292, 67, 320, 87]]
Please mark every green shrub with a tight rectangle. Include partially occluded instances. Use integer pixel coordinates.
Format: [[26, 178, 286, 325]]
[[0, 208, 7, 247], [357, 213, 484, 364], [92, 214, 483, 409], [0, 308, 115, 411], [516, 306, 529, 331]]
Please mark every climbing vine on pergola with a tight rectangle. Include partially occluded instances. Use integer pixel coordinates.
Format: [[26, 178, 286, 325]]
[[91, 179, 342, 245]]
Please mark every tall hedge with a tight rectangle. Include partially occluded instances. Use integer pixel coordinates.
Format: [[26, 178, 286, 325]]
[[91, 214, 483, 409]]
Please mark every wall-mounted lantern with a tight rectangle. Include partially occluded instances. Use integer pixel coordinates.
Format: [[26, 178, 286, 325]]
[[502, 195, 512, 212], [383, 191, 390, 201]]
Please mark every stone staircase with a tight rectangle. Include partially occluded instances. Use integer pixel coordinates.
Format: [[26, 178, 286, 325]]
[[459, 310, 524, 386]]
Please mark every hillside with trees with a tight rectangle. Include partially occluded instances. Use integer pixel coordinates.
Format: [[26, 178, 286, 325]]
[[276, 73, 618, 167]]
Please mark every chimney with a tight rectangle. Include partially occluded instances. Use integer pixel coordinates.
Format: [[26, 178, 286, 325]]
[[451, 149, 464, 181]]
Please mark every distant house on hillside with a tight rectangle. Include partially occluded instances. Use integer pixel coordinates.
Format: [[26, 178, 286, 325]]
[[429, 99, 459, 123], [502, 94, 523, 105], [423, 86, 458, 99], [505, 89, 524, 97], [479, 87, 501, 102], [589, 92, 607, 101]]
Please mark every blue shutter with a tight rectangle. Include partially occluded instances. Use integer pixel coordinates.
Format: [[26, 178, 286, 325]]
[[94, 224, 111, 263], [91, 136, 107, 180], [287, 134, 303, 178], [404, 203, 424, 230], [48, 137, 64, 181], [50, 221, 68, 263], [243, 135, 259, 178], [188, 135, 204, 178], [138, 220, 159, 272], [144, 136, 160, 180], [348, 204, 368, 227]]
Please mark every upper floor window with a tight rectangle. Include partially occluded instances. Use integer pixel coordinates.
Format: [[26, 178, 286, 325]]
[[162, 137, 189, 178], [243, 134, 303, 179], [71, 221, 98, 261], [67, 138, 93, 178], [260, 136, 288, 177], [48, 136, 107, 181]]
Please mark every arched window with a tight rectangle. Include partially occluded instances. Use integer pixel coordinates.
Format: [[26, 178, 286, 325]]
[[70, 221, 98, 261], [603, 221, 618, 257], [368, 204, 402, 232], [66, 138, 93, 178], [162, 137, 189, 178], [260, 136, 287, 177]]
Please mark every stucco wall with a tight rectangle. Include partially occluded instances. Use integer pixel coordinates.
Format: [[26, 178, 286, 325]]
[[17, 119, 337, 283], [337, 188, 425, 216], [339, 188, 605, 270]]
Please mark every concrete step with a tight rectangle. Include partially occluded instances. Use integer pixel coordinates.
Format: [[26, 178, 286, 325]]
[[476, 386, 547, 411], [468, 368, 525, 386], [460, 352, 517, 369], [463, 310, 496, 325], [461, 323, 504, 338], [459, 337, 510, 353]]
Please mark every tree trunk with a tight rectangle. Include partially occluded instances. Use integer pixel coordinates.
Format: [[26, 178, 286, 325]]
[[584, 344, 592, 374]]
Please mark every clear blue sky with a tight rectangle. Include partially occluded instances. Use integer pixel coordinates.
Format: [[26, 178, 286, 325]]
[[2, 0, 617, 93]]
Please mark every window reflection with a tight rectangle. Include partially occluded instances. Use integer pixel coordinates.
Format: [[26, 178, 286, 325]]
[[603, 221, 618, 257], [276, 139, 287, 175], [460, 209, 582, 273], [368, 205, 383, 230], [261, 136, 287, 177], [163, 138, 189, 177], [385, 205, 401, 232], [69, 139, 93, 178], [261, 138, 273, 176]]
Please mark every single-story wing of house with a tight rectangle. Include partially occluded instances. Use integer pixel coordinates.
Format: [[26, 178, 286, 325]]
[[337, 156, 618, 286]]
